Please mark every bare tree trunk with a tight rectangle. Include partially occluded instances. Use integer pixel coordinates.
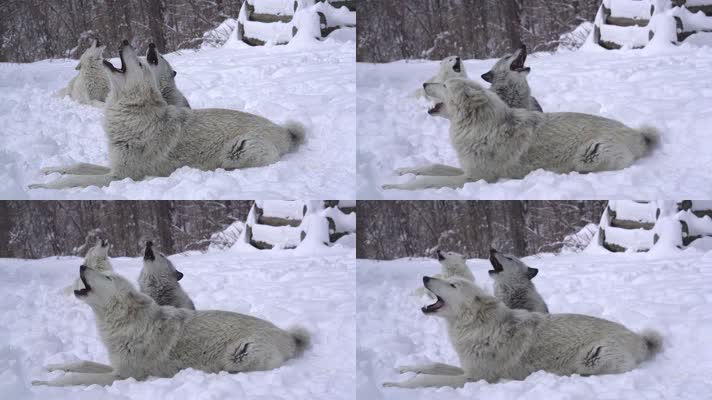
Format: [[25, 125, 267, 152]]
[[145, 0, 167, 52]]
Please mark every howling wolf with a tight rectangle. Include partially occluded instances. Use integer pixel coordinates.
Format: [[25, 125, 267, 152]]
[[57, 39, 110, 106], [31, 40, 305, 189], [384, 277, 662, 388], [138, 241, 195, 310], [33, 265, 310, 386], [481, 45, 542, 112], [384, 78, 659, 190]]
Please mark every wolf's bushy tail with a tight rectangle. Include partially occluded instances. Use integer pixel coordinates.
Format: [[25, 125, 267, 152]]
[[283, 121, 306, 151], [640, 329, 663, 359], [637, 125, 661, 156], [287, 325, 311, 357]]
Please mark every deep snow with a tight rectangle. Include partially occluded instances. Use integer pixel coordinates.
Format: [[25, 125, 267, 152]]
[[0, 34, 355, 199], [357, 251, 712, 399], [0, 247, 355, 399], [357, 44, 712, 199]]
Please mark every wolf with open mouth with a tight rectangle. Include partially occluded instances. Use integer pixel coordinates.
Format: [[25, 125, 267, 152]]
[[384, 276, 662, 389]]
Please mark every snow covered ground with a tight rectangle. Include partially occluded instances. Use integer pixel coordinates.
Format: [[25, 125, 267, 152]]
[[0, 247, 356, 399], [357, 250, 712, 399], [0, 34, 355, 199], [357, 43, 712, 199]]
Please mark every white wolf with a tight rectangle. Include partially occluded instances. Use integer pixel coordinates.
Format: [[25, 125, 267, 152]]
[[384, 277, 662, 388], [56, 39, 110, 106], [144, 43, 191, 108], [30, 40, 305, 189], [384, 78, 660, 190], [138, 241, 195, 310], [64, 238, 113, 296], [415, 56, 467, 101], [33, 265, 310, 386], [488, 248, 548, 313], [414, 250, 475, 297], [481, 45, 542, 112]]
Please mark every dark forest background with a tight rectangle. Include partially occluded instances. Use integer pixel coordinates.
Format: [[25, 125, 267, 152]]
[[357, 201, 606, 260], [0, 0, 244, 63], [0, 201, 252, 258], [358, 0, 600, 62]]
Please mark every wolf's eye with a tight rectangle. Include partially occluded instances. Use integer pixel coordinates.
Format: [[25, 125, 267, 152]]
[[450, 283, 456, 288]]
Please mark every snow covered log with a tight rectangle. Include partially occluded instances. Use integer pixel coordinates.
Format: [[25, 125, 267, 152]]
[[598, 201, 712, 252], [237, 0, 356, 46], [244, 200, 355, 250], [593, 0, 712, 49]]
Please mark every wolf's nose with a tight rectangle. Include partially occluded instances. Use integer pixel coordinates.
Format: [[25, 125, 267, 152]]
[[80, 265, 87, 273], [122, 39, 129, 46], [490, 248, 497, 255], [423, 276, 431, 284], [423, 83, 428, 90]]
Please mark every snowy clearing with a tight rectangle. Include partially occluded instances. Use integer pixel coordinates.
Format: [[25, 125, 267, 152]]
[[357, 251, 712, 399], [357, 44, 712, 199], [0, 36, 355, 199], [0, 247, 355, 399]]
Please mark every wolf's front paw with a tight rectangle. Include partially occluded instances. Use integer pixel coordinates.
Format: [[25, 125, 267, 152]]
[[40, 167, 61, 175], [394, 167, 417, 176], [28, 183, 48, 189], [396, 365, 415, 374], [45, 364, 64, 372]]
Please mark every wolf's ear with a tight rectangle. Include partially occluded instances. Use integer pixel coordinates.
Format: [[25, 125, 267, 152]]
[[175, 270, 184, 281], [526, 267, 538, 280]]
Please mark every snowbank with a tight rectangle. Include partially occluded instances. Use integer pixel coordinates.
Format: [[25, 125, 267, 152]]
[[357, 252, 712, 399], [0, 249, 355, 399]]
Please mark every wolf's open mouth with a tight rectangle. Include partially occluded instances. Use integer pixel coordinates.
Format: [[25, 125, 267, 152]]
[[428, 102, 443, 115], [489, 251, 503, 274], [103, 40, 128, 73], [147, 43, 158, 66], [422, 295, 445, 313], [510, 45, 527, 71], [74, 265, 91, 297], [453, 58, 461, 73]]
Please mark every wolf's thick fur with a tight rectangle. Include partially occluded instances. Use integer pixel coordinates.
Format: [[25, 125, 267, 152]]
[[415, 56, 467, 101], [488, 249, 548, 313], [414, 250, 475, 297], [144, 43, 190, 108], [64, 238, 113, 295], [34, 266, 310, 386], [31, 41, 305, 190], [384, 78, 660, 190], [57, 40, 110, 106], [138, 241, 195, 310], [384, 277, 662, 388], [481, 45, 542, 111]]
